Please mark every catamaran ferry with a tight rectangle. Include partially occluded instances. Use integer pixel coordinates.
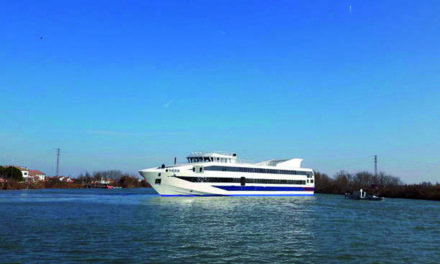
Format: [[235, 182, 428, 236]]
[[139, 152, 315, 196]]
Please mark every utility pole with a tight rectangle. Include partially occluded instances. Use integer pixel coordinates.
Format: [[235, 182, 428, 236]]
[[56, 148, 60, 177], [374, 154, 377, 176]]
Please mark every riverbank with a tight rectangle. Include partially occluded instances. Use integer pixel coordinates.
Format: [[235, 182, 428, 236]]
[[376, 185, 440, 201], [316, 186, 440, 201], [315, 171, 440, 201], [0, 179, 151, 190], [3, 171, 438, 201], [0, 170, 153, 190]]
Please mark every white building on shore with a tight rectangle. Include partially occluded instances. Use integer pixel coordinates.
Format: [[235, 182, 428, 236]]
[[13, 166, 46, 182]]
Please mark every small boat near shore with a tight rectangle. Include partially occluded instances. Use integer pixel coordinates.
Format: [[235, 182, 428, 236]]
[[345, 189, 384, 201], [83, 184, 122, 189]]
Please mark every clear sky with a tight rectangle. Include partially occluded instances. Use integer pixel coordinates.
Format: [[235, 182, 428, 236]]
[[1, 0, 439, 183]]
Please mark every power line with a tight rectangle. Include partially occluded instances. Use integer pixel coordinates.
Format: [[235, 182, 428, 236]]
[[56, 148, 60, 176], [374, 154, 377, 176]]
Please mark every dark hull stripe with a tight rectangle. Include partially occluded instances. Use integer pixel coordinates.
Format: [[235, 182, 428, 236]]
[[175, 176, 307, 185], [212, 186, 315, 191]]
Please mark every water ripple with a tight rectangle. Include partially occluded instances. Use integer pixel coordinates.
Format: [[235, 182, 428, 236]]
[[1, 189, 440, 263]]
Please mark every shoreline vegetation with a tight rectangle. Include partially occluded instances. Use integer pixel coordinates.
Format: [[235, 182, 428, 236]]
[[315, 171, 440, 201], [1, 168, 439, 201], [0, 170, 151, 190]]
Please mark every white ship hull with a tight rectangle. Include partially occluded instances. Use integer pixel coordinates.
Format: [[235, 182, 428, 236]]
[[140, 169, 314, 196], [139, 152, 315, 197]]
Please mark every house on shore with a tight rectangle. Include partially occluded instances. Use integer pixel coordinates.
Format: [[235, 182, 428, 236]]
[[91, 178, 114, 185], [49, 176, 74, 183], [28, 170, 46, 181], [13, 166, 30, 181], [1, 165, 46, 182], [14, 166, 46, 182]]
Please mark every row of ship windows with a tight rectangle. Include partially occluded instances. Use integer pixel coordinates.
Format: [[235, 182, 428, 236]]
[[203, 166, 313, 176], [176, 176, 311, 185], [188, 157, 231, 163]]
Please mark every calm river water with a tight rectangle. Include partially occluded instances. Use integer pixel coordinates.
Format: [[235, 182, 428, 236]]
[[1, 188, 439, 263]]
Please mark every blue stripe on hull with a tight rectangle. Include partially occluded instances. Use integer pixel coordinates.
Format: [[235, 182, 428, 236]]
[[226, 194, 314, 196], [161, 194, 223, 197], [160, 194, 314, 197], [212, 186, 314, 192]]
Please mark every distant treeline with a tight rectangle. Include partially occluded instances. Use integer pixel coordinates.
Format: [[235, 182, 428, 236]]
[[0, 166, 23, 181], [315, 170, 440, 201], [76, 170, 151, 188], [3, 168, 440, 201], [1, 170, 150, 190]]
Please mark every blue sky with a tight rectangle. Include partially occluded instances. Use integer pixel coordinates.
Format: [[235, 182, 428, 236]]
[[1, 0, 439, 183]]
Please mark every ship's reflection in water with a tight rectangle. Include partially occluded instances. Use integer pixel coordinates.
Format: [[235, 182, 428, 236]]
[[143, 195, 318, 263]]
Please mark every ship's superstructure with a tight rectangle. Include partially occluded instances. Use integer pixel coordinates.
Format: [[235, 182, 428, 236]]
[[139, 152, 314, 196]]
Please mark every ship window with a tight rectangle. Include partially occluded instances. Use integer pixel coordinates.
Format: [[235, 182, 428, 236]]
[[311, 180, 314, 183], [155, 179, 161, 184], [199, 168, 203, 173], [193, 167, 195, 172], [158, 173, 161, 177]]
